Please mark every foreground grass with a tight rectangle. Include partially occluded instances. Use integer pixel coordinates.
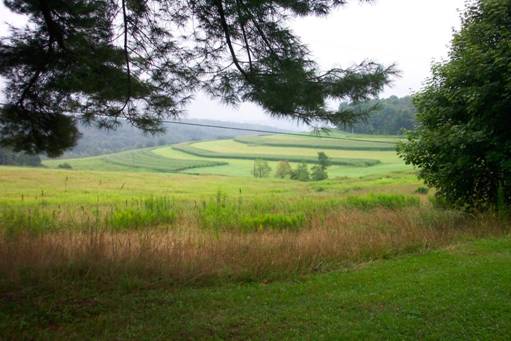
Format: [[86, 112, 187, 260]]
[[2, 237, 511, 339], [2, 166, 510, 338]]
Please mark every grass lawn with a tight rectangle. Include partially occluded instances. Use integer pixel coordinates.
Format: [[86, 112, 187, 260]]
[[2, 237, 510, 339]]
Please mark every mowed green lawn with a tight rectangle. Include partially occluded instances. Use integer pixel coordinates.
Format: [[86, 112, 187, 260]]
[[42, 133, 410, 178], [3, 237, 511, 339]]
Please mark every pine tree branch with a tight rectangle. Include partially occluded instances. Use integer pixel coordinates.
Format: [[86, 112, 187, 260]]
[[214, 0, 249, 80]]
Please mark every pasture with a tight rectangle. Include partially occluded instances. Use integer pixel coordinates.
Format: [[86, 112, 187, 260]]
[[1, 133, 510, 339]]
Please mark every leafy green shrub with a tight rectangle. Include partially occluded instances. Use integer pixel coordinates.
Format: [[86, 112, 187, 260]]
[[398, 0, 511, 210], [415, 186, 429, 194], [344, 194, 420, 210], [311, 165, 328, 181], [291, 163, 310, 181], [252, 159, 272, 178], [57, 162, 72, 169], [275, 160, 293, 178]]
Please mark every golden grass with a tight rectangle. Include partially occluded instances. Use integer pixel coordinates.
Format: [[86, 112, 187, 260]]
[[1, 208, 508, 287]]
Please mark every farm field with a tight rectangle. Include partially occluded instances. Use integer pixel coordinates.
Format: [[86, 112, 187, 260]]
[[44, 132, 410, 177], [2, 0, 509, 338], [2, 133, 510, 339], [1, 165, 511, 338]]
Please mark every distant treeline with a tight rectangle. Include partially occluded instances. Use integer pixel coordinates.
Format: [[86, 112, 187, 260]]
[[53, 120, 283, 159], [0, 148, 41, 166], [338, 96, 417, 135]]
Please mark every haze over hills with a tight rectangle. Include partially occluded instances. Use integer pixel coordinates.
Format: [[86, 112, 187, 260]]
[[53, 119, 289, 159]]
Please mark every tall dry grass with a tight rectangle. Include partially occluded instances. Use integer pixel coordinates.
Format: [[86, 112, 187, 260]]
[[1, 207, 508, 287]]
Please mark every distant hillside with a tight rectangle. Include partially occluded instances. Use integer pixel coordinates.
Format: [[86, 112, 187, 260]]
[[338, 96, 417, 135], [56, 119, 285, 158], [0, 147, 41, 166]]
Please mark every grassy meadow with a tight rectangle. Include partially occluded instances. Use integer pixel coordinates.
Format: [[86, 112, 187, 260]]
[[2, 133, 511, 338]]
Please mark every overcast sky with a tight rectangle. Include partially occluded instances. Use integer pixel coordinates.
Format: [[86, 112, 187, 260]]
[[0, 0, 466, 128], [190, 0, 466, 126]]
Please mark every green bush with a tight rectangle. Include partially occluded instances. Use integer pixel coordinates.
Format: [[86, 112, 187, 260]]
[[275, 160, 293, 178], [415, 186, 429, 195], [253, 159, 272, 178], [291, 163, 310, 182], [57, 162, 73, 169]]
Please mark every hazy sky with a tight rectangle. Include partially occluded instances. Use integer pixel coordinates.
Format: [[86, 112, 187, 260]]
[[0, 0, 466, 127], [189, 0, 466, 126]]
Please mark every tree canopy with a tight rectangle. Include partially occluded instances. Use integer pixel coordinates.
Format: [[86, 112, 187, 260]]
[[0, 0, 395, 156], [398, 0, 511, 210], [0, 146, 41, 166], [338, 96, 416, 135]]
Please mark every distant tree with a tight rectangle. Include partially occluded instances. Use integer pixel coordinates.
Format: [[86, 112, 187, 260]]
[[311, 152, 329, 181], [398, 0, 511, 210], [275, 160, 293, 179], [0, 0, 395, 157], [0, 147, 41, 166], [252, 159, 271, 178], [311, 165, 328, 181], [291, 163, 310, 182], [57, 162, 72, 169], [317, 152, 330, 168], [338, 96, 416, 135]]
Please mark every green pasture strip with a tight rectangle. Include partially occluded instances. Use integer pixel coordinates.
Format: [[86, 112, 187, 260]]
[[44, 148, 227, 173], [2, 238, 511, 339], [173, 142, 381, 167], [102, 149, 227, 172], [234, 134, 398, 151]]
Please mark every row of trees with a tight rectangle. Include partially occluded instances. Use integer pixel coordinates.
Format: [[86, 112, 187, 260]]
[[0, 147, 41, 166], [253, 152, 330, 181], [338, 96, 417, 135]]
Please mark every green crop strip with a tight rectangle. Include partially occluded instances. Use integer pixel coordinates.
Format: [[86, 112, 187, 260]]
[[173, 143, 381, 167]]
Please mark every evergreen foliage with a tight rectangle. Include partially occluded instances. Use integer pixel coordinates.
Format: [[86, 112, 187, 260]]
[[0, 0, 395, 156]]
